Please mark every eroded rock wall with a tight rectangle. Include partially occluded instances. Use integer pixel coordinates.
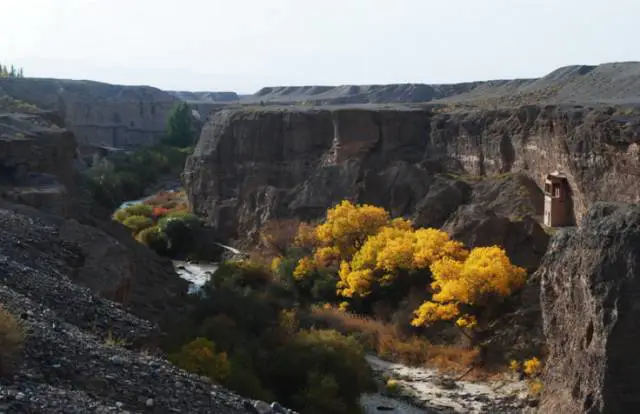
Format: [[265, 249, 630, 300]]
[[0, 78, 178, 149], [185, 105, 640, 242], [537, 203, 640, 413]]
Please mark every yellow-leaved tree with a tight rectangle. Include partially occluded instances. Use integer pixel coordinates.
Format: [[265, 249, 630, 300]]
[[291, 200, 527, 334], [337, 226, 467, 298], [292, 200, 391, 280], [411, 246, 526, 329]]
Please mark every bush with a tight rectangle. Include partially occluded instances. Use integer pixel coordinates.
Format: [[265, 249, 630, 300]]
[[113, 203, 153, 223], [0, 307, 25, 376], [268, 329, 374, 414], [135, 225, 169, 254], [168, 337, 230, 383], [157, 213, 201, 256], [311, 306, 478, 372], [83, 145, 192, 210], [122, 215, 153, 234], [224, 360, 274, 402], [385, 378, 400, 395]]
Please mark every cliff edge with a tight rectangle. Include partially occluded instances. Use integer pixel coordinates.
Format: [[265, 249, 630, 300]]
[[184, 105, 640, 243]]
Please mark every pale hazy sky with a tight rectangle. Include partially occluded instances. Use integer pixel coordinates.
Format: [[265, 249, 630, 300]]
[[2, 0, 638, 93]]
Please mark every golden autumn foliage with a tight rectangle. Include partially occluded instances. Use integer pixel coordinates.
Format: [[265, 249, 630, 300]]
[[313, 200, 390, 258], [293, 256, 316, 280], [338, 226, 467, 298], [523, 357, 542, 376], [293, 200, 526, 334], [412, 247, 526, 328]]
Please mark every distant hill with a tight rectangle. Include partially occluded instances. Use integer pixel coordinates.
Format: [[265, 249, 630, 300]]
[[168, 90, 240, 102], [239, 62, 640, 106]]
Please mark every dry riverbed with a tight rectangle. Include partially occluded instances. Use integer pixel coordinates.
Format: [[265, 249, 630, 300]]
[[361, 355, 532, 414]]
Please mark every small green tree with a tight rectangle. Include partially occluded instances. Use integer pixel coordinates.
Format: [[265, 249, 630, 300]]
[[163, 102, 194, 147]]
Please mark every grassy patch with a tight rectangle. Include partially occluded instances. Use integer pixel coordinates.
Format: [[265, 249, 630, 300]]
[[0, 307, 25, 376]]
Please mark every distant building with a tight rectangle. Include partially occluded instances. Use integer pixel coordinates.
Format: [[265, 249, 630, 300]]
[[544, 172, 571, 227]]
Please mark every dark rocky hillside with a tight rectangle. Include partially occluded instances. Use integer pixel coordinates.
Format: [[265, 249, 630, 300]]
[[0, 98, 292, 413], [0, 200, 290, 413]]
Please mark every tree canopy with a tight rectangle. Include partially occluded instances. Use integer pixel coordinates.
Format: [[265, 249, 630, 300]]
[[163, 101, 194, 147], [290, 200, 527, 331]]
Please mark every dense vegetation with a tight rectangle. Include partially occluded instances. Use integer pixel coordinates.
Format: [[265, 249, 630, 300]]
[[83, 102, 197, 209], [164, 261, 375, 414], [160, 201, 541, 412], [83, 144, 192, 210], [112, 191, 204, 259]]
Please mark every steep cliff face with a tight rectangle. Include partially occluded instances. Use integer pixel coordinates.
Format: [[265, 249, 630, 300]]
[[0, 78, 178, 149], [537, 203, 640, 414], [0, 105, 78, 215], [184, 105, 640, 242]]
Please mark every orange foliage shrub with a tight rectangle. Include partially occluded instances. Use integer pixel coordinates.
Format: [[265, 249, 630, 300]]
[[311, 306, 478, 373]]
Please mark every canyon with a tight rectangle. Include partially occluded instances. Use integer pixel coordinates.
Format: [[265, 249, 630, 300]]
[[1, 61, 640, 413]]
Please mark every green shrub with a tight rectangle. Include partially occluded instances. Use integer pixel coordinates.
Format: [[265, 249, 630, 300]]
[[135, 225, 169, 254], [269, 329, 374, 413], [122, 215, 153, 234], [112, 208, 131, 223], [112, 203, 153, 223], [158, 213, 201, 256], [0, 307, 24, 376], [224, 360, 274, 402], [82, 144, 192, 209], [168, 337, 230, 383], [295, 371, 348, 414], [122, 203, 153, 218]]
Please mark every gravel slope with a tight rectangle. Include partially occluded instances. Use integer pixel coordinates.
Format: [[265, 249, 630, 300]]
[[0, 203, 293, 414]]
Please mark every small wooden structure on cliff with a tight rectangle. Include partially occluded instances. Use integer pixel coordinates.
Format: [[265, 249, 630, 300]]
[[543, 172, 572, 227]]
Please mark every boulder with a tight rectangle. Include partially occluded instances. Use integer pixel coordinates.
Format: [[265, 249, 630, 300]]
[[443, 204, 549, 272], [538, 203, 640, 413]]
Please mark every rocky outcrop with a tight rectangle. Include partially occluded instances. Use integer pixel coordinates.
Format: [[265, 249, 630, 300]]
[[443, 206, 549, 273], [0, 106, 78, 215], [0, 201, 293, 413], [537, 203, 640, 414], [184, 105, 640, 242], [0, 78, 178, 149]]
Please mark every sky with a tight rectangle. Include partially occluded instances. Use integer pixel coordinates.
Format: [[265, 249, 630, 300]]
[[2, 0, 638, 94]]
